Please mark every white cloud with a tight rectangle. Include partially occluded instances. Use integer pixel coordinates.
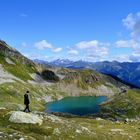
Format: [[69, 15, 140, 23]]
[[35, 40, 53, 50], [75, 40, 109, 61], [117, 55, 130, 62], [68, 50, 79, 55], [84, 56, 98, 62], [76, 40, 110, 50], [116, 12, 140, 62], [52, 47, 62, 52], [115, 39, 137, 48], [110, 53, 140, 62], [87, 47, 108, 57], [76, 40, 99, 49], [115, 39, 140, 62], [34, 40, 62, 53], [85, 48, 108, 62], [115, 39, 140, 51], [115, 40, 130, 48], [111, 55, 130, 62], [129, 52, 140, 62], [123, 13, 135, 30], [123, 12, 140, 41]]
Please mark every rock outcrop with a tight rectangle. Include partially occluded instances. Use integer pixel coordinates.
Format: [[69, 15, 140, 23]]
[[9, 111, 43, 125]]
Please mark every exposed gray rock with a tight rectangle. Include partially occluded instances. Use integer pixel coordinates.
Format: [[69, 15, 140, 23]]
[[0, 107, 6, 110], [9, 111, 43, 125], [5, 58, 15, 65], [124, 118, 129, 123], [0, 64, 24, 84], [53, 128, 61, 135]]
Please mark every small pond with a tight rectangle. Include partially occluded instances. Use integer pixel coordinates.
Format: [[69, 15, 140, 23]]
[[45, 96, 107, 116]]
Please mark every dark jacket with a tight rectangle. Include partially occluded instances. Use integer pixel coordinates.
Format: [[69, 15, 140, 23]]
[[24, 93, 30, 105]]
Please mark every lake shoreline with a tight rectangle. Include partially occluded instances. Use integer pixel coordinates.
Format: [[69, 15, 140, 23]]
[[45, 95, 107, 116]]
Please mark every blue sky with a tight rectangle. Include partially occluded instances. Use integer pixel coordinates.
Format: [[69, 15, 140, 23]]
[[0, 0, 140, 62]]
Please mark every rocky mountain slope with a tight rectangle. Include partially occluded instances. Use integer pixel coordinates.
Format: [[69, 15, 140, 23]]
[[56, 68, 128, 97], [0, 40, 60, 83], [40, 59, 140, 88], [0, 40, 37, 82], [93, 61, 140, 88], [0, 40, 64, 110]]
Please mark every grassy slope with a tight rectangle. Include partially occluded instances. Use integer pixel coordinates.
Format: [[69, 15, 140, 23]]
[[101, 89, 140, 119], [0, 81, 140, 139], [0, 82, 140, 140], [0, 54, 36, 81], [0, 82, 67, 111], [0, 109, 140, 140]]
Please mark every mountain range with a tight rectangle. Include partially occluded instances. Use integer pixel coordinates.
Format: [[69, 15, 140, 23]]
[[35, 59, 140, 88]]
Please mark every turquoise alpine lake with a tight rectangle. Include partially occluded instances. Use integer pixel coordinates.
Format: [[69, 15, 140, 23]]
[[45, 96, 107, 116]]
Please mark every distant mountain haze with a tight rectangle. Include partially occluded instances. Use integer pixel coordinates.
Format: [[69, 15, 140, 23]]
[[34, 59, 140, 88]]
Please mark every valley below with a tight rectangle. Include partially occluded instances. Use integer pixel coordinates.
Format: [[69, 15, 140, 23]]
[[0, 74, 140, 140]]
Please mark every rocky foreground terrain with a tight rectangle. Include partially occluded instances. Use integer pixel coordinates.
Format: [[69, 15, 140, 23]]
[[0, 109, 140, 140]]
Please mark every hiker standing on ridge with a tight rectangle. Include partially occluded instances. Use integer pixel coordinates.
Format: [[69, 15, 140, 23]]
[[23, 91, 31, 112]]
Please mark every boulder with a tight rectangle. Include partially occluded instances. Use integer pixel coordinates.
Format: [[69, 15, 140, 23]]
[[124, 118, 129, 123], [9, 111, 43, 125]]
